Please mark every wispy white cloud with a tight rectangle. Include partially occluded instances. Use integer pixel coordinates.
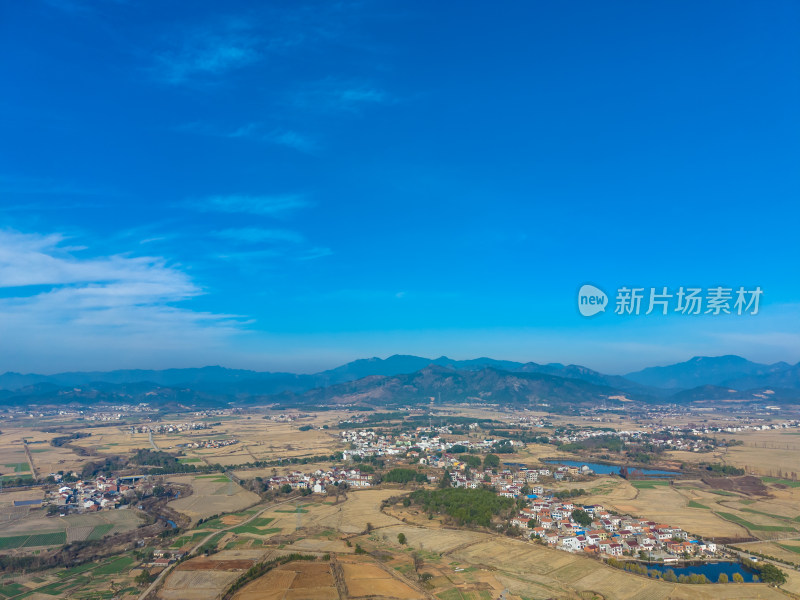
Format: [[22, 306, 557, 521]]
[[214, 228, 305, 244], [292, 79, 393, 113], [228, 123, 318, 153], [176, 121, 318, 153], [267, 130, 318, 153], [151, 19, 263, 85], [188, 194, 310, 216], [297, 246, 333, 260], [0, 230, 246, 372], [0, 230, 194, 292]]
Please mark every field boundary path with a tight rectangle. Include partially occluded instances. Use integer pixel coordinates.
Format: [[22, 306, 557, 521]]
[[22, 440, 37, 479]]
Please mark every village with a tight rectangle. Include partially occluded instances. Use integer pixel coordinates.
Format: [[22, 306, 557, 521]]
[[46, 473, 148, 514]]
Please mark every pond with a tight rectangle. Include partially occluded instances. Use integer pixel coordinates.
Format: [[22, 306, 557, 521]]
[[646, 561, 756, 582], [543, 459, 680, 477]]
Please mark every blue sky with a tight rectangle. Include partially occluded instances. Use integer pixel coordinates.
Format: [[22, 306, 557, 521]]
[[1, 1, 798, 374]]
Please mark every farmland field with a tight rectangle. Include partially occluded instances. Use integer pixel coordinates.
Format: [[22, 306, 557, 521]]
[[167, 475, 260, 523], [231, 560, 345, 600], [0, 507, 143, 549], [340, 558, 422, 599]]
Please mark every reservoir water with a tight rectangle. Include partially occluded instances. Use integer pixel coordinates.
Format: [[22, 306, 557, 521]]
[[543, 459, 680, 477], [646, 561, 756, 582]]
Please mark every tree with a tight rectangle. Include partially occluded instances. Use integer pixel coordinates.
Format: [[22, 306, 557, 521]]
[[459, 454, 482, 469], [397, 533, 407, 545], [571, 509, 592, 527], [439, 469, 452, 489], [484, 454, 500, 469], [718, 573, 728, 583], [412, 552, 424, 573], [732, 572, 744, 583], [135, 569, 154, 587]]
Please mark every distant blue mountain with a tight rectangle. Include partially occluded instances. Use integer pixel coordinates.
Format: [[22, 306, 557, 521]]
[[1, 354, 797, 407], [625, 355, 793, 390]]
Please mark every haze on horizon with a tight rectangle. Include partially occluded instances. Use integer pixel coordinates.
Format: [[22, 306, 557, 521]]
[[1, 1, 798, 375]]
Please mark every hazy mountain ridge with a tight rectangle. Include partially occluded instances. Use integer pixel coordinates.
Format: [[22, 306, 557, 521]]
[[271, 364, 635, 409], [1, 354, 798, 408], [625, 355, 794, 389]]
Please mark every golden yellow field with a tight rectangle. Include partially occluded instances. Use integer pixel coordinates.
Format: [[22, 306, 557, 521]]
[[167, 475, 261, 522]]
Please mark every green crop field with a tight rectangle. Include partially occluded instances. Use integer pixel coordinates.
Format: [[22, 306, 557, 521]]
[[94, 555, 135, 575], [57, 562, 98, 579], [777, 543, 800, 555], [0, 531, 67, 549], [170, 531, 208, 548], [24, 531, 67, 547], [631, 480, 669, 489], [1, 474, 32, 482], [762, 477, 800, 488], [436, 589, 467, 600], [87, 524, 114, 540], [715, 512, 796, 532], [0, 535, 29, 550], [688, 500, 709, 509], [0, 582, 27, 597], [4, 463, 30, 473]]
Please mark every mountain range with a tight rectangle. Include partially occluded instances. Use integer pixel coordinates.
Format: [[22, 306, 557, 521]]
[[1, 354, 798, 409]]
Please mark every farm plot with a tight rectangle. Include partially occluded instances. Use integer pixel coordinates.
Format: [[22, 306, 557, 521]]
[[0, 508, 142, 549], [0, 530, 66, 549], [601, 482, 746, 538], [159, 570, 242, 600], [380, 524, 487, 554], [340, 559, 422, 599], [303, 489, 404, 534], [232, 561, 339, 600], [167, 475, 260, 523]]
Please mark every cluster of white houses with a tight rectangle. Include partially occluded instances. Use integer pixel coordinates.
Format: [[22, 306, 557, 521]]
[[177, 438, 239, 449], [130, 421, 214, 434], [339, 429, 521, 460], [49, 475, 145, 513], [267, 467, 374, 492], [511, 498, 717, 561]]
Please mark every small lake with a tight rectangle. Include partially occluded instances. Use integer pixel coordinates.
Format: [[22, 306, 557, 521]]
[[646, 561, 756, 582], [543, 459, 679, 477]]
